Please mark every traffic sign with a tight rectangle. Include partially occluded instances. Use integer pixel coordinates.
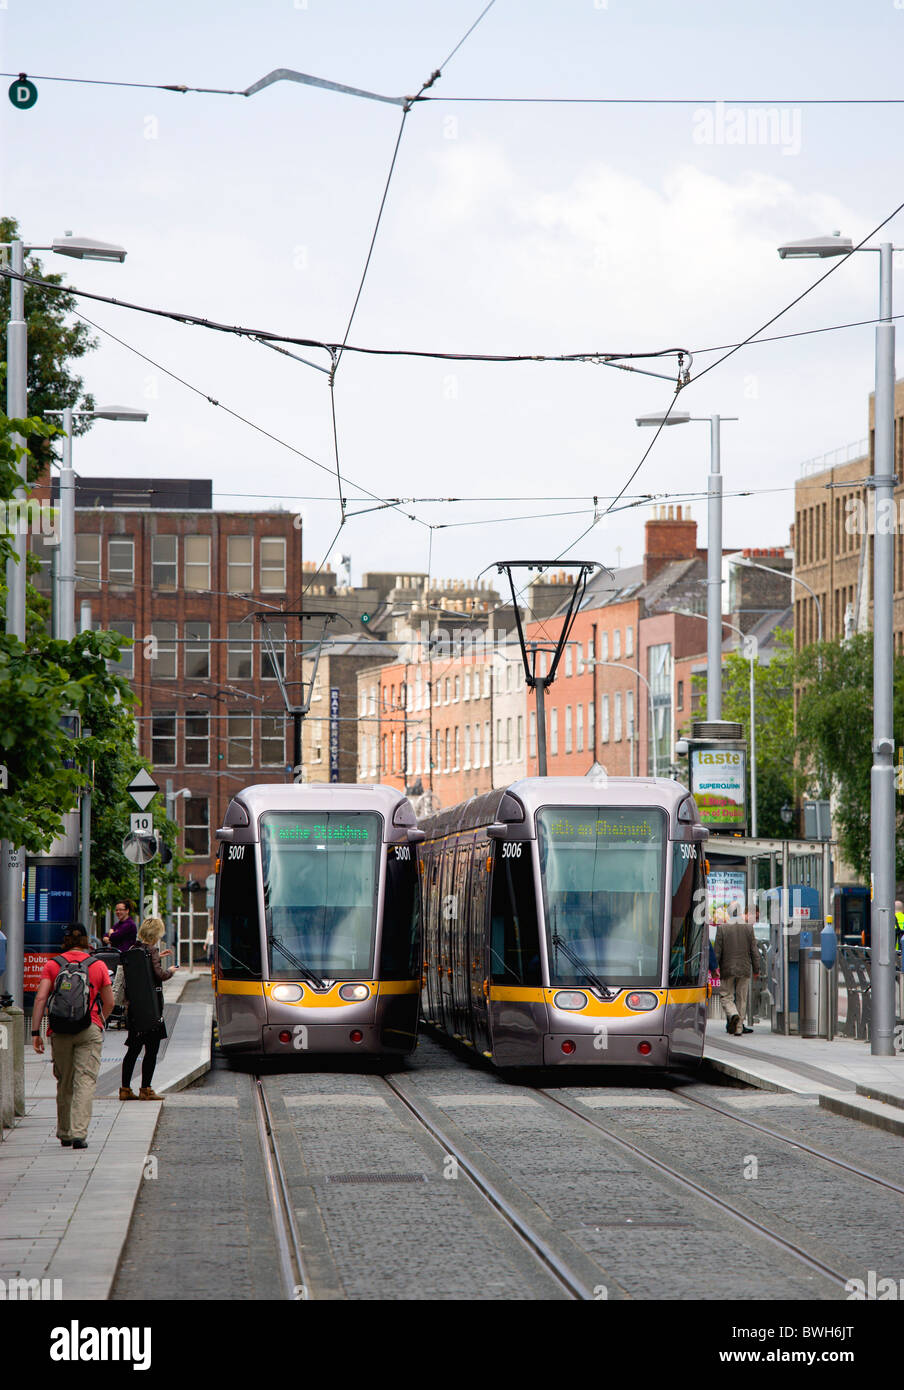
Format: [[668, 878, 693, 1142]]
[[130, 812, 153, 835], [9, 78, 38, 110], [122, 832, 158, 865], [127, 768, 159, 811]]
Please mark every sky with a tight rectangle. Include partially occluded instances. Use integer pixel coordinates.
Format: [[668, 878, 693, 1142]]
[[1, 0, 901, 591]]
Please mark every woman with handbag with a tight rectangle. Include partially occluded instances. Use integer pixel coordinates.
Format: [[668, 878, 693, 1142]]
[[118, 917, 176, 1101]]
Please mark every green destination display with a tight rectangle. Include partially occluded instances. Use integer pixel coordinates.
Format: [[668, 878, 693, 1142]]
[[266, 820, 370, 843], [545, 810, 659, 843]]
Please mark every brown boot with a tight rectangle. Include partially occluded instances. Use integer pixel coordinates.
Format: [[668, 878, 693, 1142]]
[[138, 1087, 163, 1100], [119, 1087, 137, 1101]]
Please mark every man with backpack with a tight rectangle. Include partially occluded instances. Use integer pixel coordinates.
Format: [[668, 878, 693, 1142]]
[[30, 923, 115, 1150]]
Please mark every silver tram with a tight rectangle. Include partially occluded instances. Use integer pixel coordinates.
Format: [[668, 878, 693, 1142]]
[[213, 784, 422, 1058], [419, 777, 709, 1069]]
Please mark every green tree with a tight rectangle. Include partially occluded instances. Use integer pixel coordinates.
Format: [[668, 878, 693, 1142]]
[[796, 633, 904, 882], [1, 215, 98, 477], [687, 629, 802, 840]]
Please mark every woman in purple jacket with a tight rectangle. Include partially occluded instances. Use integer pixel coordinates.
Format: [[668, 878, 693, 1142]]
[[104, 900, 138, 955]]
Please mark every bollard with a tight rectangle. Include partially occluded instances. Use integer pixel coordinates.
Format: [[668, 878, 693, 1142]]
[[8, 1006, 24, 1116], [0, 1010, 13, 1135]]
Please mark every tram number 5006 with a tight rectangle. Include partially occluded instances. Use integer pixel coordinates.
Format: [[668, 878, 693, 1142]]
[[501, 842, 523, 858]]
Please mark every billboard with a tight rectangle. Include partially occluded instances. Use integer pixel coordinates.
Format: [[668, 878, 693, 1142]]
[[690, 745, 747, 830]]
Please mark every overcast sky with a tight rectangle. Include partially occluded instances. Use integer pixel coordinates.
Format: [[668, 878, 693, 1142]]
[[1, 0, 900, 591]]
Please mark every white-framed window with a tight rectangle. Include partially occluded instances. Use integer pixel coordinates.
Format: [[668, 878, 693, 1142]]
[[260, 536, 286, 592], [185, 711, 210, 766], [445, 728, 451, 771], [107, 620, 134, 678], [463, 671, 470, 701], [184, 534, 211, 590], [151, 621, 177, 679], [151, 534, 177, 591], [626, 625, 634, 657], [576, 703, 583, 753], [473, 721, 481, 769], [484, 719, 491, 766], [108, 537, 134, 587], [464, 724, 471, 769], [184, 796, 209, 857], [505, 663, 513, 691], [614, 629, 622, 660], [626, 691, 635, 741], [454, 676, 460, 702], [505, 717, 512, 762], [565, 706, 573, 754], [151, 711, 176, 766], [588, 701, 595, 749], [454, 727, 460, 769], [261, 715, 285, 766], [496, 719, 503, 760], [75, 534, 101, 590], [601, 694, 610, 743], [550, 708, 558, 756], [227, 712, 253, 766], [529, 711, 537, 759], [185, 621, 210, 679], [587, 637, 595, 663], [565, 646, 573, 677], [227, 536, 253, 593], [614, 692, 623, 741], [516, 715, 523, 761], [601, 630, 609, 662], [227, 622, 253, 680], [261, 622, 286, 681]]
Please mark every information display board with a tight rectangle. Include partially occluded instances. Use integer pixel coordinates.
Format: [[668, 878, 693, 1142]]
[[690, 745, 747, 830]]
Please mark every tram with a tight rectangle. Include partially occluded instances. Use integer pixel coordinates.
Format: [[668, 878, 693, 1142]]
[[213, 784, 422, 1058], [419, 777, 709, 1069]]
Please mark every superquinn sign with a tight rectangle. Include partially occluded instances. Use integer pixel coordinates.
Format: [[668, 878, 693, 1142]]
[[689, 745, 747, 831]]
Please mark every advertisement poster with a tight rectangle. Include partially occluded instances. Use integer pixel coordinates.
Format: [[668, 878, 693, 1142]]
[[706, 867, 748, 926], [690, 746, 747, 829]]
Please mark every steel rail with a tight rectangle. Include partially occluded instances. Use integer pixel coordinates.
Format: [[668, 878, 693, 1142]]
[[538, 1089, 851, 1293], [671, 1083, 904, 1198], [252, 1074, 311, 1301], [382, 1076, 595, 1300]]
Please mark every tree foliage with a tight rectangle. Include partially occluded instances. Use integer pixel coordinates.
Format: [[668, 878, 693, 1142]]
[[0, 215, 98, 477]]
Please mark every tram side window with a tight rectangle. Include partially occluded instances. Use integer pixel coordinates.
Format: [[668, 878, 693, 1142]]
[[380, 847, 421, 979], [217, 845, 262, 979], [490, 843, 541, 986], [669, 844, 705, 986]]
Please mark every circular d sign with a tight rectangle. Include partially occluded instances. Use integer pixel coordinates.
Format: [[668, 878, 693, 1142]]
[[9, 78, 38, 110]]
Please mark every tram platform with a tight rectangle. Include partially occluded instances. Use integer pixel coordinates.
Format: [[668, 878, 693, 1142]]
[[704, 1022, 904, 1137], [0, 971, 212, 1300]]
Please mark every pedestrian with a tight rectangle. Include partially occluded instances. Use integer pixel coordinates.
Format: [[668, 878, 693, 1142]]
[[119, 917, 176, 1102], [103, 899, 138, 955], [895, 900, 904, 952], [204, 921, 214, 966], [714, 910, 759, 1037], [30, 923, 114, 1149]]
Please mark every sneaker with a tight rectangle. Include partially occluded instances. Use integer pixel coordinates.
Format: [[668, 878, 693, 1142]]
[[119, 1087, 137, 1101], [741, 1025, 754, 1034], [72, 1139, 88, 1150]]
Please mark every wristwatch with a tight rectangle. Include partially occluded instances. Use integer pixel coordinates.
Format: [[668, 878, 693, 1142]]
[[31, 1030, 40, 1036]]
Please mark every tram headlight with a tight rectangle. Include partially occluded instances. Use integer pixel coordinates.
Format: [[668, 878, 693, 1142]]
[[553, 991, 588, 1011], [339, 983, 371, 1002], [625, 991, 659, 1011], [271, 984, 304, 1003]]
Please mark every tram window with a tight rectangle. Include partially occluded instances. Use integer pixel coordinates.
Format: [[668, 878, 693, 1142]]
[[669, 844, 706, 986], [261, 812, 380, 978], [380, 847, 421, 979], [217, 846, 262, 980], [490, 844, 541, 986]]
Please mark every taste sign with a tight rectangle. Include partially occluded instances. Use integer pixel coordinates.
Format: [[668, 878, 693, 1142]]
[[690, 745, 747, 830]]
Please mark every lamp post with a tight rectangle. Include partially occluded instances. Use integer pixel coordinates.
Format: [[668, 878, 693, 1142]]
[[778, 231, 896, 1057], [0, 232, 126, 1008], [46, 406, 148, 640], [636, 411, 738, 723], [730, 555, 823, 646]]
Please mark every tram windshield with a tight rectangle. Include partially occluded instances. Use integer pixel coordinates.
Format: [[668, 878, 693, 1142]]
[[261, 812, 381, 979], [537, 806, 665, 988]]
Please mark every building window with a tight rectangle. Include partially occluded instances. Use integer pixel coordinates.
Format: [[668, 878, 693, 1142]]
[[227, 622, 253, 680], [626, 691, 634, 743], [108, 537, 134, 588], [444, 678, 451, 704], [152, 712, 176, 766], [677, 680, 684, 712], [516, 715, 523, 760], [260, 536, 286, 592], [613, 629, 621, 660], [185, 712, 210, 766], [473, 721, 481, 768], [454, 727, 461, 769], [529, 711, 536, 760], [505, 717, 512, 762], [484, 720, 491, 766], [185, 621, 210, 679], [184, 796, 209, 857], [75, 534, 101, 590], [30, 534, 53, 595], [649, 642, 673, 776], [227, 713, 253, 766], [261, 715, 285, 766], [483, 668, 491, 698], [184, 535, 211, 591], [107, 620, 134, 678], [464, 724, 471, 769], [614, 692, 622, 742], [227, 536, 253, 593], [550, 708, 559, 756], [626, 625, 634, 657], [588, 701, 595, 749], [565, 646, 572, 677], [454, 676, 460, 702], [601, 694, 610, 743], [576, 703, 583, 753], [463, 672, 470, 701], [261, 622, 286, 680], [600, 631, 609, 662], [565, 705, 573, 754], [151, 621, 177, 679], [445, 728, 451, 771], [151, 534, 177, 591]]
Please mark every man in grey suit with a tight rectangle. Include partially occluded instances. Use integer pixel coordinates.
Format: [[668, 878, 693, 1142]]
[[714, 912, 760, 1036]]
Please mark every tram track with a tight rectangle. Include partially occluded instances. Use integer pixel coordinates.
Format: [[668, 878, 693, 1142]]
[[536, 1088, 853, 1294], [251, 1074, 312, 1301]]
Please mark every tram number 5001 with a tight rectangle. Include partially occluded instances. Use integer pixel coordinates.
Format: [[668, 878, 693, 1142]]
[[501, 842, 523, 858], [394, 845, 411, 861], [227, 845, 245, 860]]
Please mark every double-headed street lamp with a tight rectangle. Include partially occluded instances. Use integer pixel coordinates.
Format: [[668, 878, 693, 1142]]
[[778, 231, 896, 1057], [0, 232, 127, 1008], [636, 411, 738, 723], [45, 406, 148, 640]]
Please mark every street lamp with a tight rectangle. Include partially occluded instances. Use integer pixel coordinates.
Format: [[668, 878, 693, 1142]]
[[45, 405, 149, 640], [0, 231, 127, 1008], [730, 554, 822, 646], [778, 230, 896, 1057], [637, 411, 738, 723]]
